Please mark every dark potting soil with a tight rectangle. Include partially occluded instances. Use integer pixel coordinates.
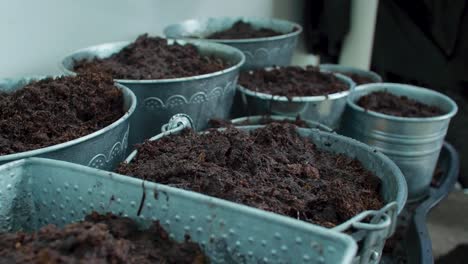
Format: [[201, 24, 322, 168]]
[[206, 21, 285, 39], [0, 74, 124, 155], [73, 34, 229, 80], [209, 116, 310, 129], [357, 91, 445, 118], [239, 66, 349, 97], [343, 73, 378, 85], [117, 123, 383, 228], [0, 212, 207, 264]]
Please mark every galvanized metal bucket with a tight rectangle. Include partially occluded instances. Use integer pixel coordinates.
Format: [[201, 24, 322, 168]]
[[164, 17, 302, 70], [320, 64, 383, 83], [0, 77, 136, 171], [0, 158, 357, 263], [61, 38, 245, 149], [341, 83, 458, 201], [236, 70, 355, 130], [124, 114, 408, 264], [229, 115, 334, 133]]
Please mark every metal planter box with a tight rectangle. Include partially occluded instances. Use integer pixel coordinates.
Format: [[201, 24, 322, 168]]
[[61, 38, 245, 148], [0, 158, 357, 264], [341, 83, 458, 201], [0, 77, 136, 171], [229, 115, 334, 133], [164, 17, 302, 70], [320, 64, 382, 83], [124, 115, 408, 264]]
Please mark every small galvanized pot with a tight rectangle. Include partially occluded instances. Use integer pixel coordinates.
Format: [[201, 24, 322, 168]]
[[125, 114, 408, 264], [230, 115, 334, 132], [0, 77, 136, 171], [164, 17, 302, 70], [341, 83, 458, 201], [320, 64, 383, 83], [237, 70, 355, 130], [61, 39, 245, 148]]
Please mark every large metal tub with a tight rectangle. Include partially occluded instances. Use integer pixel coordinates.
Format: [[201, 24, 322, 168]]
[[320, 64, 382, 83], [164, 17, 302, 70], [124, 115, 408, 264], [0, 158, 357, 263], [341, 83, 458, 201], [237, 70, 355, 129], [0, 77, 136, 171], [61, 39, 245, 148]]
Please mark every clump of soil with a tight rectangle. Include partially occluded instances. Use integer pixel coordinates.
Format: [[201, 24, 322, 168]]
[[117, 123, 382, 228], [343, 73, 378, 85], [73, 34, 229, 80], [0, 73, 124, 155], [357, 91, 445, 118], [206, 21, 285, 39], [209, 116, 310, 128], [239, 66, 349, 97], [0, 212, 207, 264]]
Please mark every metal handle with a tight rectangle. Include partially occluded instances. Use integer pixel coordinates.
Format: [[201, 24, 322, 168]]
[[161, 113, 194, 132]]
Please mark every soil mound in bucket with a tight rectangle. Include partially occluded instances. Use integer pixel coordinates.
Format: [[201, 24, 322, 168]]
[[73, 34, 229, 80], [117, 123, 383, 228], [0, 212, 207, 263], [0, 73, 124, 155], [206, 21, 285, 39], [357, 91, 445, 118], [239, 66, 348, 97], [342, 73, 377, 85]]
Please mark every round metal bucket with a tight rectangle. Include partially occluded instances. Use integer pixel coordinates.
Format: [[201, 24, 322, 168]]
[[341, 83, 458, 201], [61, 39, 245, 147], [124, 114, 407, 264], [236, 70, 355, 130], [230, 115, 334, 132], [320, 64, 382, 83], [0, 77, 137, 171], [164, 17, 302, 70]]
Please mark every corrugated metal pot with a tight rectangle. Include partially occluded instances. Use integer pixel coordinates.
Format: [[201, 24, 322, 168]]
[[61, 39, 245, 148], [230, 115, 334, 132], [0, 157, 358, 263], [341, 83, 458, 201], [237, 70, 355, 130], [320, 64, 383, 83], [0, 77, 136, 171], [124, 115, 408, 264], [164, 17, 302, 70]]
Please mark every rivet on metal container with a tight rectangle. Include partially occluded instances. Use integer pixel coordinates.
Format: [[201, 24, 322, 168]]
[[0, 158, 357, 263], [319, 64, 383, 83], [0, 77, 136, 171], [125, 114, 408, 264], [164, 17, 303, 70], [61, 38, 245, 149], [236, 68, 355, 130], [341, 83, 458, 201]]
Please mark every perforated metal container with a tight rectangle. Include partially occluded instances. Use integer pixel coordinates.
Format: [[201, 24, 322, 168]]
[[229, 115, 334, 133], [320, 64, 382, 83], [61, 38, 245, 148], [341, 83, 458, 201], [0, 77, 136, 171], [237, 70, 355, 130], [124, 115, 408, 264], [164, 17, 302, 70], [0, 158, 357, 264]]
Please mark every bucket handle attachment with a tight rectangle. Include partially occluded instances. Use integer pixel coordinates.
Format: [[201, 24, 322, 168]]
[[332, 202, 398, 233], [161, 113, 194, 132]]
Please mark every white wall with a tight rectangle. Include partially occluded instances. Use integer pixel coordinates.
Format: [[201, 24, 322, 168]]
[[0, 0, 304, 78]]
